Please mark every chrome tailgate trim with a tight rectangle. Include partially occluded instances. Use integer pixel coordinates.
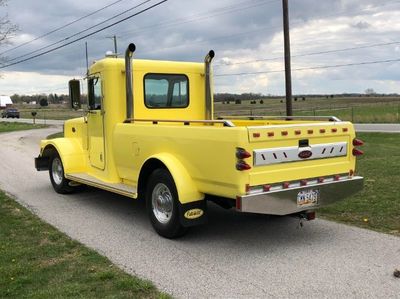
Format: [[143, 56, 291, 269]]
[[253, 142, 347, 166]]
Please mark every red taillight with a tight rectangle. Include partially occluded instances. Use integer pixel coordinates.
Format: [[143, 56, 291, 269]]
[[236, 161, 252, 171], [352, 148, 364, 156], [283, 182, 290, 189], [263, 185, 271, 192], [300, 180, 308, 186], [295, 130, 301, 135], [320, 129, 326, 134], [245, 184, 251, 193], [318, 177, 325, 183], [236, 196, 242, 210], [334, 175, 341, 181], [268, 132, 274, 137], [353, 139, 364, 146], [332, 128, 338, 133], [253, 133, 260, 138], [281, 131, 288, 136], [308, 129, 314, 134], [236, 148, 251, 159], [306, 211, 316, 221]]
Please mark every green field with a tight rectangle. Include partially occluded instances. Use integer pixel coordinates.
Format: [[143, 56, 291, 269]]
[[319, 133, 400, 236], [215, 96, 400, 123], [0, 191, 169, 299], [18, 108, 83, 120], [0, 122, 47, 133]]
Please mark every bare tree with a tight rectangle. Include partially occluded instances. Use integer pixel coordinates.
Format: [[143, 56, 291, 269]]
[[365, 88, 376, 95], [0, 0, 18, 62]]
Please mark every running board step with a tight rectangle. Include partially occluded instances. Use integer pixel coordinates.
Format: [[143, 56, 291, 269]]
[[66, 173, 137, 198]]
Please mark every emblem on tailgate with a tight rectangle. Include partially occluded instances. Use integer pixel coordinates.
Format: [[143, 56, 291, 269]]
[[298, 150, 313, 159]]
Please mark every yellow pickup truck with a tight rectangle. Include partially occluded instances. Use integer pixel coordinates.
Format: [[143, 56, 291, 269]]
[[35, 43, 364, 238]]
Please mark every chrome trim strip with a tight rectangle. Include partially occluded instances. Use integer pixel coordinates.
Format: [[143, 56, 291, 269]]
[[66, 173, 137, 198], [221, 115, 342, 122], [124, 118, 235, 127], [254, 142, 348, 166], [238, 176, 363, 215], [247, 121, 352, 130]]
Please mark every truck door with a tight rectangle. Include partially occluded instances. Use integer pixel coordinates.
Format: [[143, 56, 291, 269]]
[[87, 76, 105, 170]]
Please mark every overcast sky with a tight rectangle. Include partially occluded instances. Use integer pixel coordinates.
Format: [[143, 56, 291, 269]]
[[0, 0, 399, 95]]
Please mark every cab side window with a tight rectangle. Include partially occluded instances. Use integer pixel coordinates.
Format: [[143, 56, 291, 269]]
[[88, 77, 102, 110]]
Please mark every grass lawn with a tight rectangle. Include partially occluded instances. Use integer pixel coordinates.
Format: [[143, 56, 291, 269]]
[[19, 108, 83, 120], [46, 132, 64, 139], [0, 122, 47, 133], [0, 191, 169, 298], [319, 133, 400, 236]]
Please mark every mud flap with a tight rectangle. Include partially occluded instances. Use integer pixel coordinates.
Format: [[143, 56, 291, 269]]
[[179, 200, 208, 227], [35, 155, 50, 171]]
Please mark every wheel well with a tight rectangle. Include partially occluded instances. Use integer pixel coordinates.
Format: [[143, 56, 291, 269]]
[[42, 145, 58, 158], [138, 158, 167, 200], [40, 145, 58, 169]]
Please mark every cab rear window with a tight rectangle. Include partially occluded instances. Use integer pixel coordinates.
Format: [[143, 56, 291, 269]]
[[144, 74, 189, 108]]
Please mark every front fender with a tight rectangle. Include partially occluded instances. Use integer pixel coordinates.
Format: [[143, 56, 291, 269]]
[[146, 153, 204, 204], [39, 138, 87, 174]]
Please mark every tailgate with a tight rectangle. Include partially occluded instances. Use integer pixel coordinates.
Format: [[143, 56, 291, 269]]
[[246, 121, 357, 187]]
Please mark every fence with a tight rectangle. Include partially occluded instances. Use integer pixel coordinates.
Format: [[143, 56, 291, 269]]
[[215, 104, 400, 123]]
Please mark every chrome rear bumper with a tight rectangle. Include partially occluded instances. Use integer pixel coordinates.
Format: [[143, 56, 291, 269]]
[[237, 176, 363, 215]]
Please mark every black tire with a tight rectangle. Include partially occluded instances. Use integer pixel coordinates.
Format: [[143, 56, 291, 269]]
[[49, 153, 74, 194], [146, 169, 187, 238]]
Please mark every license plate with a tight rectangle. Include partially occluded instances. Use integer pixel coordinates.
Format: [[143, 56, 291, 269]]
[[297, 189, 320, 207]]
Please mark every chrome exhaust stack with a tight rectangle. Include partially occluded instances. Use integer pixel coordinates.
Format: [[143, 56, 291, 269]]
[[204, 50, 215, 120], [125, 43, 136, 122]]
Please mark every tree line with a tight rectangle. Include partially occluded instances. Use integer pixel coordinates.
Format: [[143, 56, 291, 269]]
[[10, 93, 69, 104]]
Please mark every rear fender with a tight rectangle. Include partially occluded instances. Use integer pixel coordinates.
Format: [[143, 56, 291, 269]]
[[145, 153, 204, 204], [40, 138, 86, 174]]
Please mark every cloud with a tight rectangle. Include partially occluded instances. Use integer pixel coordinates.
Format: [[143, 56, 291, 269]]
[[0, 71, 71, 95], [351, 21, 371, 30], [0, 0, 399, 95]]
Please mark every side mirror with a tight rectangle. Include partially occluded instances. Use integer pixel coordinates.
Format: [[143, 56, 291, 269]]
[[69, 79, 81, 110]]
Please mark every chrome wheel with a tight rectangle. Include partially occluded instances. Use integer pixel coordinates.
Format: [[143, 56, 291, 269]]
[[51, 157, 64, 186], [151, 183, 173, 224]]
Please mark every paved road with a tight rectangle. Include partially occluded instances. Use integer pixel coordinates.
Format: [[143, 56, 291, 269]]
[[1, 118, 400, 133], [354, 123, 400, 133], [0, 128, 399, 298]]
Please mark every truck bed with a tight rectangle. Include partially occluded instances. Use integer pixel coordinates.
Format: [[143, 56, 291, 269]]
[[114, 117, 360, 202]]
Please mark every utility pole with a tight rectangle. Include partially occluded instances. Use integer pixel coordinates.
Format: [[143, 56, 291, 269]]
[[282, 0, 293, 116], [85, 42, 89, 75], [107, 35, 118, 55]]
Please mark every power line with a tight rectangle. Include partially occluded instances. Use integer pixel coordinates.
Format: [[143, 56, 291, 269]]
[[142, 24, 284, 55], [4, 0, 153, 64], [0, 0, 168, 69], [0, 0, 129, 56], [118, 0, 400, 58], [114, 0, 280, 38], [214, 40, 400, 67], [3, 0, 279, 64], [214, 57, 400, 77], [114, 0, 399, 40]]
